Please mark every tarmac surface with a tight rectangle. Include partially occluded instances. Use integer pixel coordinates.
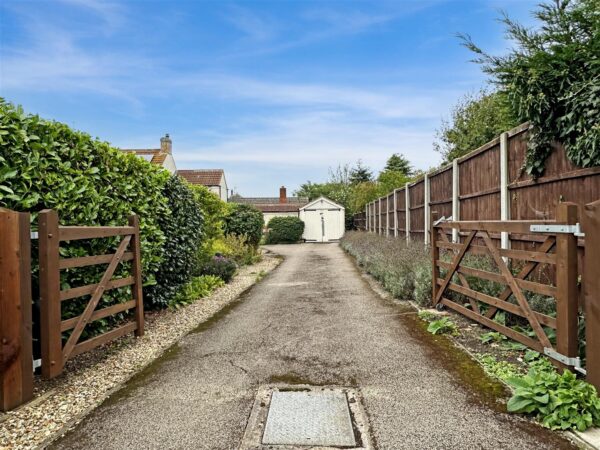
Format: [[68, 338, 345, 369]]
[[53, 244, 575, 449]]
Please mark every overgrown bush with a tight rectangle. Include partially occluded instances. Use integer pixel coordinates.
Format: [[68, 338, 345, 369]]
[[201, 255, 237, 283], [145, 176, 204, 308], [265, 216, 305, 244], [168, 275, 224, 309], [462, 0, 600, 177], [224, 203, 264, 247], [213, 234, 262, 266]]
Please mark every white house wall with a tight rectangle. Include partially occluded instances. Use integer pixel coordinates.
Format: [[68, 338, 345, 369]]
[[263, 211, 299, 226]]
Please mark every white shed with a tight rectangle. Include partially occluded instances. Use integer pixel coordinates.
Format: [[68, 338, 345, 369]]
[[299, 197, 345, 242]]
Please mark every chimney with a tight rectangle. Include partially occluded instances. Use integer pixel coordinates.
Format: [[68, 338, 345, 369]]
[[160, 133, 172, 154], [279, 186, 287, 204]]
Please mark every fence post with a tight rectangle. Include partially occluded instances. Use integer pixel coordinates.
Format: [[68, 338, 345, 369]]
[[424, 174, 430, 247], [0, 209, 33, 411], [386, 196, 390, 237], [500, 132, 511, 254], [405, 183, 411, 243], [378, 198, 382, 235], [393, 189, 398, 237], [584, 200, 600, 389], [431, 211, 439, 305], [129, 215, 145, 337], [555, 202, 579, 361], [452, 159, 460, 243], [39, 209, 63, 379]]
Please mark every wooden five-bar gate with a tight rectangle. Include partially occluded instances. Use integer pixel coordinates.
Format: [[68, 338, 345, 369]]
[[432, 202, 586, 371], [39, 209, 144, 379], [0, 207, 146, 411]]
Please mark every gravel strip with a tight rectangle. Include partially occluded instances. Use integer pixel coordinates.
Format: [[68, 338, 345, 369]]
[[0, 253, 281, 450]]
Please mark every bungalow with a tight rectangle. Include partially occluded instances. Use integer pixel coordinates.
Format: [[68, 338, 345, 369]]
[[232, 187, 308, 225], [178, 169, 229, 202], [121, 134, 177, 174]]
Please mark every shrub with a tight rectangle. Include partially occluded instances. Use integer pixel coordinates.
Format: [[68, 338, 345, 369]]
[[192, 185, 228, 265], [224, 203, 264, 247], [507, 369, 600, 432], [168, 275, 224, 309], [265, 216, 305, 244], [145, 176, 204, 308], [340, 231, 431, 304], [213, 234, 262, 266], [201, 255, 237, 282], [0, 100, 169, 280]]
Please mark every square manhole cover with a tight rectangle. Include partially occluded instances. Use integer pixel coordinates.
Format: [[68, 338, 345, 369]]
[[240, 385, 371, 450], [262, 391, 355, 446]]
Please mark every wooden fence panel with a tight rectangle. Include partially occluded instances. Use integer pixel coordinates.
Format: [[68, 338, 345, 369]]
[[428, 166, 453, 220], [395, 188, 406, 239], [387, 193, 395, 235], [0, 209, 33, 411], [409, 179, 425, 241], [459, 141, 501, 221]]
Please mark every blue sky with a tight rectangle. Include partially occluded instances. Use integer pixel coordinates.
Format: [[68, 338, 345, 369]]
[[0, 0, 538, 196]]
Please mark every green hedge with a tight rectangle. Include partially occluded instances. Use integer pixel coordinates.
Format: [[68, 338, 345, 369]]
[[224, 203, 264, 247], [145, 176, 204, 308], [0, 99, 204, 315], [265, 216, 305, 244]]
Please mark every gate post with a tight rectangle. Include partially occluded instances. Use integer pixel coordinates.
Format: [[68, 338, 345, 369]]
[[555, 202, 579, 362], [0, 208, 33, 411], [431, 211, 439, 306], [39, 209, 63, 379], [129, 215, 145, 337], [584, 200, 600, 389]]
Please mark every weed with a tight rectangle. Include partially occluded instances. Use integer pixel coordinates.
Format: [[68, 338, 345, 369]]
[[427, 317, 459, 335]]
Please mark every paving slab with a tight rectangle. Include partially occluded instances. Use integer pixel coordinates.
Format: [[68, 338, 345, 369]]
[[52, 244, 577, 450]]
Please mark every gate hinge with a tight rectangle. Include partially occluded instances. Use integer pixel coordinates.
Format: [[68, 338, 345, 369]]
[[544, 348, 587, 375], [530, 223, 585, 238]]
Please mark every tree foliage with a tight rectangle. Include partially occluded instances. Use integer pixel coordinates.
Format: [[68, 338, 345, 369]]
[[461, 0, 600, 176], [434, 90, 519, 162], [349, 160, 373, 185], [383, 153, 413, 176]]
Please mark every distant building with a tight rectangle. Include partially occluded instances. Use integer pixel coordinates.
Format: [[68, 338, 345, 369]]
[[121, 134, 177, 174], [178, 169, 228, 202], [231, 186, 308, 225]]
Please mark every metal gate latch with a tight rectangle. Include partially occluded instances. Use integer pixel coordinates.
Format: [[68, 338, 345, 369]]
[[530, 223, 585, 238]]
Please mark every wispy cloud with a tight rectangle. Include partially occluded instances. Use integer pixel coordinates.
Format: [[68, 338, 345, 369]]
[[224, 4, 278, 42]]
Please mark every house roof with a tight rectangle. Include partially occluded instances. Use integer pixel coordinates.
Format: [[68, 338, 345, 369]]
[[231, 196, 309, 205], [122, 148, 167, 166], [178, 169, 224, 186], [255, 204, 305, 213]]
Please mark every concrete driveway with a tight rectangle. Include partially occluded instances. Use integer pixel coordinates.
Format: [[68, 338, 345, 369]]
[[53, 244, 574, 449]]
